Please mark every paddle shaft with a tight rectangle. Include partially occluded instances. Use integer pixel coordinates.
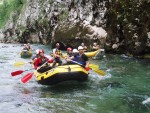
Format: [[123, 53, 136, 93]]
[[11, 68, 34, 76], [70, 60, 84, 66], [14, 61, 33, 67], [21, 60, 50, 83], [24, 68, 34, 72], [70, 60, 106, 76]]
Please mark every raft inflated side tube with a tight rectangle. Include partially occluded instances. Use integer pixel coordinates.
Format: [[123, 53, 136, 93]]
[[84, 49, 100, 58], [20, 50, 32, 58], [34, 65, 88, 85], [62, 49, 100, 58]]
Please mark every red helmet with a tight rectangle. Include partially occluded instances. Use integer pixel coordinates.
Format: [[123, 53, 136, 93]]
[[39, 49, 44, 54], [67, 47, 72, 51]]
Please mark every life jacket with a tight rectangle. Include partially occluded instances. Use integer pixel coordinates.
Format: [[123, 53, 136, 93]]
[[34, 56, 52, 69], [37, 57, 48, 67], [73, 53, 86, 66], [51, 48, 62, 57], [55, 49, 62, 56]]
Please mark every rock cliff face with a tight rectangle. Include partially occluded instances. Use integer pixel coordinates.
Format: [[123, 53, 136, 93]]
[[104, 0, 150, 57], [1, 0, 150, 57], [1, 0, 107, 48]]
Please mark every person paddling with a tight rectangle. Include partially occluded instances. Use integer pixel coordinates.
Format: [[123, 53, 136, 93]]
[[52, 43, 63, 68], [34, 49, 53, 73], [66, 47, 74, 59], [67, 46, 89, 70]]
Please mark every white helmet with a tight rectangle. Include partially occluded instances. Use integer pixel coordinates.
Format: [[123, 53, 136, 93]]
[[78, 46, 83, 50], [73, 49, 79, 53]]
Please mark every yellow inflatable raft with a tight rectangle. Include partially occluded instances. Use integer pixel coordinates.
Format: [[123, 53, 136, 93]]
[[62, 49, 100, 58], [34, 64, 88, 85], [20, 50, 32, 58], [84, 49, 100, 58]]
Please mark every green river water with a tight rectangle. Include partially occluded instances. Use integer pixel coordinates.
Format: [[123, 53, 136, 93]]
[[0, 43, 149, 113]]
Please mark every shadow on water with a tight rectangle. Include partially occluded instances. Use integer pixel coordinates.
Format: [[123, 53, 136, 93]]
[[39, 81, 90, 95]]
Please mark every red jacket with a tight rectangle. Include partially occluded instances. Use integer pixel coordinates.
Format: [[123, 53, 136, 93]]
[[34, 56, 53, 69]]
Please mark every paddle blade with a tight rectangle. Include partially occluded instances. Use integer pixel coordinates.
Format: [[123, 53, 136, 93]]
[[91, 68, 106, 76], [11, 70, 24, 76], [14, 62, 26, 67], [21, 73, 33, 83], [89, 64, 99, 69]]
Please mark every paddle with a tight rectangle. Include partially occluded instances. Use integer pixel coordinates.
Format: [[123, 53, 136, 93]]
[[21, 73, 34, 83], [70, 60, 106, 76], [19, 61, 50, 83], [12, 58, 52, 76], [14, 61, 32, 67], [11, 68, 33, 76], [89, 64, 99, 69]]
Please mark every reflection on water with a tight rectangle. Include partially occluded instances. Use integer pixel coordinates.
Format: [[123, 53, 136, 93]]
[[0, 43, 149, 113]]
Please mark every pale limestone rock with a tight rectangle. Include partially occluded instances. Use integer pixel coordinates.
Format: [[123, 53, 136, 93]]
[[112, 44, 119, 49], [135, 42, 141, 46], [147, 32, 150, 39]]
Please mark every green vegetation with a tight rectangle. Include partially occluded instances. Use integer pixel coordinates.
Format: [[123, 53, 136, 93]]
[[0, 0, 26, 28], [59, 10, 69, 21]]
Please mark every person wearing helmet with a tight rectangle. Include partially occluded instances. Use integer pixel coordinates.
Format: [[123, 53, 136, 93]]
[[71, 46, 89, 69], [66, 47, 73, 58], [65, 47, 74, 64], [81, 43, 87, 52], [34, 49, 53, 73], [52, 43, 63, 68], [72, 49, 79, 57]]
